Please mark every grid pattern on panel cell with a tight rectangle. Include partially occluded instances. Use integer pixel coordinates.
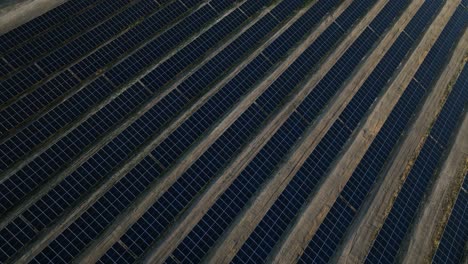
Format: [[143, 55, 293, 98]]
[[68, 0, 195, 82], [101, 102, 270, 264], [0, 0, 245, 214], [99, 1, 345, 262], [0, 0, 99, 55], [1, 1, 241, 210], [0, 0, 168, 132], [0, 1, 230, 262], [168, 1, 379, 263], [80, 51, 274, 264], [298, 1, 448, 263], [0, 0, 191, 161], [28, 1, 298, 262], [0, 1, 193, 191], [1, 0, 110, 61], [365, 8, 468, 263], [0, 0, 97, 54], [13, 0, 275, 236], [233, 1, 411, 262], [1, 0, 467, 263], [433, 171, 468, 264], [0, 0, 130, 96], [5, 0, 141, 83], [168, 113, 307, 264], [39, 0, 175, 77], [300, 81, 425, 264]]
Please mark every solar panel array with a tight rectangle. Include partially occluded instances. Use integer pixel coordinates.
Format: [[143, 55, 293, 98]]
[[236, 0, 412, 262], [433, 169, 468, 264], [365, 7, 468, 263], [299, 2, 467, 263], [0, 0, 467, 263]]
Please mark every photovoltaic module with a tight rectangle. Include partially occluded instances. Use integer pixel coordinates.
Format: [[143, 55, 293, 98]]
[[0, 0, 467, 263]]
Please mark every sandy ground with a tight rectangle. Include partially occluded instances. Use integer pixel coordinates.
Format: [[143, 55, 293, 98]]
[[0, 0, 67, 35]]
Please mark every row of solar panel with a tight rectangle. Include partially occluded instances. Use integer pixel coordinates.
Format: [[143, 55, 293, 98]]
[[1, 0, 465, 263], [432, 66, 467, 264], [0, 0, 175, 129], [0, 0, 97, 54], [334, 0, 447, 213], [0, 0, 200, 136], [119, 0, 363, 261], [0, 1, 282, 239], [365, 5, 467, 263], [1, 0, 205, 214], [236, 0, 416, 262], [4, 0, 134, 74], [32, 0, 346, 261], [101, 0, 455, 262], [2, 0, 268, 260], [0, 0, 203, 151], [0, 0, 132, 90], [0, 0, 246, 203], [0, 0, 304, 262], [153, 0, 392, 262], [297, 0, 448, 263], [33, 0, 380, 260], [433, 167, 468, 264], [0, 0, 274, 190]]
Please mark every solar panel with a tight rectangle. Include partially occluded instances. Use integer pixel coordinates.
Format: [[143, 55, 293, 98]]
[[0, 0, 173, 130], [1, 0, 224, 217], [5, 0, 304, 262], [235, 1, 415, 261], [0, 0, 196, 171], [0, 0, 466, 262], [167, 0, 385, 262], [433, 168, 468, 264], [0, 0, 136, 104], [365, 7, 468, 263], [2, 1, 261, 261], [297, 1, 446, 262]]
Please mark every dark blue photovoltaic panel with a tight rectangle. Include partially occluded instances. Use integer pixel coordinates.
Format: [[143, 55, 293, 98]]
[[403, 1, 440, 40], [69, 1, 186, 81], [301, 80, 425, 263], [433, 169, 468, 264], [1, 0, 467, 262], [36, 0, 164, 76], [0, 0, 97, 54], [340, 80, 423, 210], [365, 6, 468, 263], [28, 0, 308, 262], [2, 2, 192, 153], [8, 0, 274, 225], [3, 0, 129, 74], [209, 0, 236, 12], [0, 217, 36, 262], [170, 113, 306, 263], [0, 1, 222, 211], [297, 1, 447, 261], [1, 1, 251, 261], [106, 6, 219, 86], [238, 0, 272, 17], [234, 1, 411, 262], [102, 103, 269, 263], [168, 1, 379, 262], [96, 2, 354, 261], [263, 0, 340, 63], [0, 0, 188, 132]]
